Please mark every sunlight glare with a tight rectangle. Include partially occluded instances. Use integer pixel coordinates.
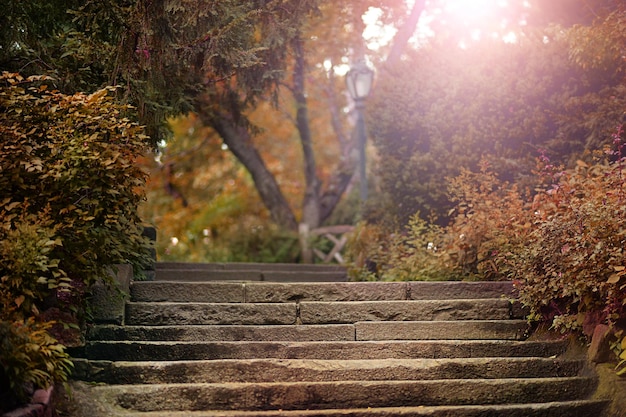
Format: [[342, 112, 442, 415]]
[[429, 0, 527, 46], [442, 0, 505, 25], [502, 31, 518, 43], [362, 7, 397, 51]]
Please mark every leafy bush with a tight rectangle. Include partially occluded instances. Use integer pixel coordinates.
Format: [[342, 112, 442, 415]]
[[0, 318, 73, 411], [0, 211, 69, 317], [444, 160, 533, 281], [512, 150, 626, 334], [346, 215, 458, 282], [0, 72, 152, 291], [0, 72, 152, 407], [345, 222, 391, 280]]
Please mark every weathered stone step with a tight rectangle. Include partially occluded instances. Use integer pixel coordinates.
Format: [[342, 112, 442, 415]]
[[125, 302, 297, 326], [155, 262, 349, 282], [75, 339, 568, 361], [89, 320, 529, 342], [124, 299, 513, 326], [72, 357, 585, 385], [89, 377, 596, 412], [108, 400, 610, 417], [155, 270, 349, 282], [89, 324, 356, 342], [157, 262, 347, 272], [355, 320, 529, 340], [130, 281, 516, 303], [299, 299, 512, 324]]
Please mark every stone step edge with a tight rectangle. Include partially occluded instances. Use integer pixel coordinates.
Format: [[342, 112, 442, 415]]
[[69, 339, 569, 362], [92, 377, 597, 412], [94, 375, 593, 388], [72, 356, 585, 368], [130, 281, 518, 303], [111, 400, 610, 417], [155, 262, 347, 272], [123, 299, 517, 326], [88, 320, 530, 342], [70, 357, 586, 384]]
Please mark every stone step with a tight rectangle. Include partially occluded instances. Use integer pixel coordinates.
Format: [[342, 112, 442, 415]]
[[89, 320, 529, 342], [124, 299, 513, 326], [71, 357, 586, 385], [89, 324, 357, 342], [156, 262, 347, 272], [74, 339, 568, 361], [106, 400, 610, 417], [355, 320, 529, 340], [130, 281, 516, 303], [87, 377, 597, 412], [299, 299, 512, 324], [155, 270, 349, 282]]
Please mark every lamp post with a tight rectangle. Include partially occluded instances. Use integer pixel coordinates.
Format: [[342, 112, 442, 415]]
[[345, 60, 374, 204]]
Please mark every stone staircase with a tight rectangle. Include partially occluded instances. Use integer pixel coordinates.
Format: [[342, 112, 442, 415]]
[[71, 263, 608, 416]]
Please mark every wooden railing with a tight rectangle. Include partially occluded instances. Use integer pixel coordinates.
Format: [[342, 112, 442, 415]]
[[299, 224, 354, 264]]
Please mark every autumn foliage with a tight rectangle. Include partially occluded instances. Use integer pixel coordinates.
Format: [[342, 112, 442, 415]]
[[0, 73, 151, 407]]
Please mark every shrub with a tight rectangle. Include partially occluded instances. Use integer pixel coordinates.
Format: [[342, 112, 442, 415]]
[[0, 318, 73, 411], [512, 149, 626, 334], [0, 72, 152, 294], [0, 72, 152, 407], [444, 160, 533, 281], [0, 211, 69, 318], [160, 217, 301, 263], [345, 221, 392, 280], [345, 216, 458, 281]]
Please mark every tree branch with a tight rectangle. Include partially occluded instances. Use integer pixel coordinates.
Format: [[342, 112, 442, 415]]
[[385, 0, 426, 69]]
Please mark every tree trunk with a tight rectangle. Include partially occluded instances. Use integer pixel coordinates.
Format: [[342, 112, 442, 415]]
[[293, 34, 322, 231], [206, 111, 299, 231]]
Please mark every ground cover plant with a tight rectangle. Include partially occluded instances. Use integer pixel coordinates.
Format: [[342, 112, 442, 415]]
[[0, 73, 151, 409]]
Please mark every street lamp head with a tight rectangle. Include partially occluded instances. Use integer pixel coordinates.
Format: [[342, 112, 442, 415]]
[[346, 60, 374, 102]]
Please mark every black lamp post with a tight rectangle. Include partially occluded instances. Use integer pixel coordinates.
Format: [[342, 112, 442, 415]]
[[345, 60, 374, 203]]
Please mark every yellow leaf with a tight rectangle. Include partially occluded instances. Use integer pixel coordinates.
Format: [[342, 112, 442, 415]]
[[14, 295, 25, 307], [621, 337, 626, 350], [614, 266, 626, 271], [608, 274, 621, 284]]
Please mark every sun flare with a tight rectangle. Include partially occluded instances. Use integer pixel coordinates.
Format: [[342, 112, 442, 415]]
[[439, 0, 508, 25]]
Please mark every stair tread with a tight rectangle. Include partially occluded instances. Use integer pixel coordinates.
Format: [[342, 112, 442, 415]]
[[71, 357, 585, 384], [113, 400, 609, 417], [76, 356, 583, 367], [94, 375, 594, 385], [92, 377, 598, 413], [131, 280, 516, 302]]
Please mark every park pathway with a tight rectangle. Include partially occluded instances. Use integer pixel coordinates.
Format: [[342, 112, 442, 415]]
[[71, 262, 608, 416]]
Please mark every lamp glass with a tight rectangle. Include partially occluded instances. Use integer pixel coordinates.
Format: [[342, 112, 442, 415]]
[[346, 61, 374, 101]]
